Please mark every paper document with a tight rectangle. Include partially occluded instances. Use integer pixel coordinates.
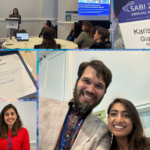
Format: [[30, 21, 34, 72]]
[[0, 54, 36, 99]]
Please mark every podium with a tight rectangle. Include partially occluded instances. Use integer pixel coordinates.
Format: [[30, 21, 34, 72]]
[[5, 18, 20, 38]]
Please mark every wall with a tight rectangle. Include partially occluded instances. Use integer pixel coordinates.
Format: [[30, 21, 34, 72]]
[[57, 0, 78, 39], [41, 0, 58, 24], [39, 51, 72, 101], [0, 101, 37, 150]]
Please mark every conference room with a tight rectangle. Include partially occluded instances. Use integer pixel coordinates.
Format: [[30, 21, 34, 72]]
[[0, 0, 111, 49]]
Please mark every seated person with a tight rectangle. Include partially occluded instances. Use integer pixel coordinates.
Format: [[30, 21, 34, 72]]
[[66, 22, 82, 42], [39, 20, 52, 37], [90, 28, 111, 49], [74, 21, 94, 48], [92, 26, 102, 36], [34, 27, 60, 49]]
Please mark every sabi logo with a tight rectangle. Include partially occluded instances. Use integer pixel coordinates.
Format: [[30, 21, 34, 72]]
[[122, 1, 135, 12]]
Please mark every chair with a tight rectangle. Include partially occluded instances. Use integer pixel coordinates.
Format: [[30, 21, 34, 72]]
[[13, 29, 26, 38], [105, 43, 111, 49], [53, 25, 57, 38], [57, 44, 61, 49]]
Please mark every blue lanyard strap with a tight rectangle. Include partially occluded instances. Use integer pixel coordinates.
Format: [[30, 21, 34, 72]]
[[7, 136, 12, 150], [60, 109, 85, 150]]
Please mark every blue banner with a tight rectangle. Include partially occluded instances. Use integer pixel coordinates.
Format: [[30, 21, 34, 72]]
[[114, 0, 150, 23]]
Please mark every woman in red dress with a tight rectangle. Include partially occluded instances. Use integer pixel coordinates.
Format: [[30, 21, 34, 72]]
[[0, 104, 30, 150]]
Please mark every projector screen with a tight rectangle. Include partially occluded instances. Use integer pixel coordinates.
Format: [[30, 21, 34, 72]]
[[78, 0, 110, 20]]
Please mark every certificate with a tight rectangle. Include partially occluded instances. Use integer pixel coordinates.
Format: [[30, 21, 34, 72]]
[[0, 53, 36, 99], [114, 0, 150, 48]]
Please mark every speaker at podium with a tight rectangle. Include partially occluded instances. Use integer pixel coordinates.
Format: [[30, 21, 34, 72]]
[[5, 12, 22, 38]]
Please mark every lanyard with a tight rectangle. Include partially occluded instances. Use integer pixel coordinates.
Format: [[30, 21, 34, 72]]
[[7, 136, 12, 150], [60, 109, 85, 150]]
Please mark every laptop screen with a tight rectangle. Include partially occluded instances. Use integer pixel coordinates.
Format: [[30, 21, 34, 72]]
[[16, 33, 29, 41]]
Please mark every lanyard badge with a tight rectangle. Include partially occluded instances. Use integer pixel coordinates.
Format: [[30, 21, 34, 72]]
[[60, 109, 85, 150], [7, 136, 12, 150]]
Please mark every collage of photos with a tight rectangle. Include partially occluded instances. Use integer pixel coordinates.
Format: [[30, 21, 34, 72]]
[[0, 0, 150, 150]]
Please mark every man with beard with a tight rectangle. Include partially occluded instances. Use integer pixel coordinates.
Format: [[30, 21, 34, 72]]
[[39, 60, 112, 150]]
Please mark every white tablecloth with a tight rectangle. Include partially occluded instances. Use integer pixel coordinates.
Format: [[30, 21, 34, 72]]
[[3, 37, 78, 49]]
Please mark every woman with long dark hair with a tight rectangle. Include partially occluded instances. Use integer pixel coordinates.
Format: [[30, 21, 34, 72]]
[[74, 21, 94, 48], [0, 104, 30, 150], [66, 22, 82, 42], [39, 20, 52, 37], [11, 8, 21, 29], [107, 98, 150, 150], [35, 27, 58, 49]]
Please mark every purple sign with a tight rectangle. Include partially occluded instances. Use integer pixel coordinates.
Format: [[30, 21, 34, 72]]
[[114, 0, 150, 23]]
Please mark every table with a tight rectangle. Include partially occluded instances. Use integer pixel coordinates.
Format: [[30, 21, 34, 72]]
[[3, 37, 78, 49]]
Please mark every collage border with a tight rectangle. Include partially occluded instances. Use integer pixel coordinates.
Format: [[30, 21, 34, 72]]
[[0, 0, 150, 149]]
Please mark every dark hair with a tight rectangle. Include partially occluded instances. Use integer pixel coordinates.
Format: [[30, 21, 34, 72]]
[[13, 8, 19, 15], [82, 21, 93, 38], [74, 22, 82, 34], [46, 20, 52, 27], [0, 104, 22, 138], [107, 98, 149, 150], [92, 26, 102, 36], [41, 27, 57, 48], [67, 22, 82, 41], [96, 28, 109, 42], [77, 60, 112, 93]]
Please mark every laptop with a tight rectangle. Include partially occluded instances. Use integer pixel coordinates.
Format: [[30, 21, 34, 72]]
[[16, 33, 29, 41]]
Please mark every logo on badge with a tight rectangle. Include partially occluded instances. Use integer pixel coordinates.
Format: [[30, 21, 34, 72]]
[[122, 1, 134, 12]]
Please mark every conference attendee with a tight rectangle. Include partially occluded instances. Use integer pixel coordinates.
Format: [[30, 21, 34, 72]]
[[90, 28, 111, 49], [35, 27, 59, 49], [74, 21, 94, 48], [92, 26, 102, 36], [39, 59, 112, 150], [39, 20, 52, 37], [0, 104, 30, 150], [113, 7, 125, 49], [11, 8, 21, 29], [66, 22, 82, 42], [108, 98, 150, 150]]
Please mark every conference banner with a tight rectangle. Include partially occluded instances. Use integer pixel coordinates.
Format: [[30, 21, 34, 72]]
[[114, 0, 150, 49], [65, 11, 78, 22], [93, 110, 106, 123]]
